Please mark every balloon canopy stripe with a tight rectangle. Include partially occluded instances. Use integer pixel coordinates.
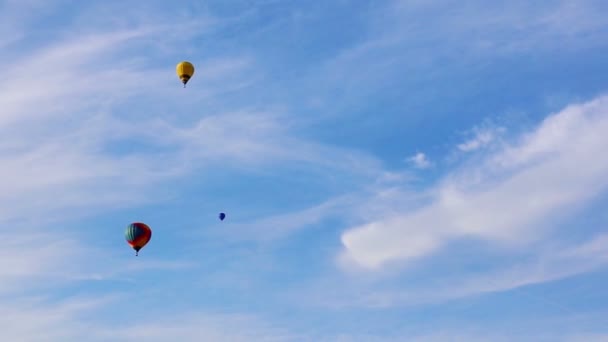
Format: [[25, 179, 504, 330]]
[[125, 223, 152, 254]]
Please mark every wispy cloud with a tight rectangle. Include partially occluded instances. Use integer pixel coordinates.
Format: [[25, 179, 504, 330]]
[[0, 32, 174, 223], [348, 232, 608, 308], [210, 177, 426, 244], [1, 1, 606, 340], [0, 18, 384, 225], [340, 94, 608, 270], [408, 152, 432, 169], [293, 0, 608, 125], [409, 329, 608, 342], [0, 2, 283, 317], [0, 295, 119, 342], [0, 294, 298, 342], [457, 126, 504, 152], [389, 0, 608, 52], [102, 312, 299, 342], [0, 4, 394, 324]]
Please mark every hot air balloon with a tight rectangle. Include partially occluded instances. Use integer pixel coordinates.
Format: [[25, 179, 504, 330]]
[[125, 222, 152, 256], [219, 212, 226, 221], [176, 61, 195, 87]]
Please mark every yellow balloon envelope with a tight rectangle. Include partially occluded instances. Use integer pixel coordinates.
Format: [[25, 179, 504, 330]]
[[176, 61, 195, 87]]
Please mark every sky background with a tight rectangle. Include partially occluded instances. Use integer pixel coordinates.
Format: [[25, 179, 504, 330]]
[[1, 0, 608, 341]]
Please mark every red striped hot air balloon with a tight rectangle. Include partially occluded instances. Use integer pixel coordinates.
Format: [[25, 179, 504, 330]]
[[125, 222, 152, 256]]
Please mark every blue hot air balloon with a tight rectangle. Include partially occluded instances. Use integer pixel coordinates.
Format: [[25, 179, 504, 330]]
[[219, 212, 226, 221]]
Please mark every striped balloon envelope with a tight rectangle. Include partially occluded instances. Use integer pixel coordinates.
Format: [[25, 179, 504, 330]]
[[125, 222, 152, 256]]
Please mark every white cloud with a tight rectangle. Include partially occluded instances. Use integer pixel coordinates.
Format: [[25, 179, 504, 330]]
[[0, 1, 389, 309], [310, 0, 608, 102], [0, 295, 118, 342], [0, 17, 385, 226], [211, 182, 425, 244], [218, 194, 357, 242], [340, 94, 608, 270], [413, 232, 608, 305], [0, 232, 85, 294], [389, 0, 608, 52], [103, 313, 298, 342], [0, 35, 175, 223], [0, 294, 298, 342], [0, 3, 605, 340], [292, 232, 608, 313], [457, 127, 502, 152], [0, 8, 282, 323], [409, 329, 608, 342], [408, 152, 432, 169]]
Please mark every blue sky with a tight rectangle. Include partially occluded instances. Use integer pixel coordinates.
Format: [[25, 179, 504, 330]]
[[1, 0, 608, 340]]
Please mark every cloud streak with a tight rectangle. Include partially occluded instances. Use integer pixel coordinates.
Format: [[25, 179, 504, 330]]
[[408, 152, 432, 169], [340, 94, 608, 269], [1, 2, 607, 341], [457, 126, 503, 152], [0, 293, 298, 342]]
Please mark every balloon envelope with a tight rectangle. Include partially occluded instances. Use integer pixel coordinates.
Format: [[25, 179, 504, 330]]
[[125, 222, 152, 256], [176, 61, 195, 86], [219, 213, 226, 221]]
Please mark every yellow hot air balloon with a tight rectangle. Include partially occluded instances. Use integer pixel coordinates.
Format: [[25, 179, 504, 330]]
[[176, 61, 195, 87]]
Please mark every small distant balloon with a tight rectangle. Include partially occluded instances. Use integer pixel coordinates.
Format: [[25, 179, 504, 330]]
[[219, 213, 226, 221], [125, 222, 152, 256]]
